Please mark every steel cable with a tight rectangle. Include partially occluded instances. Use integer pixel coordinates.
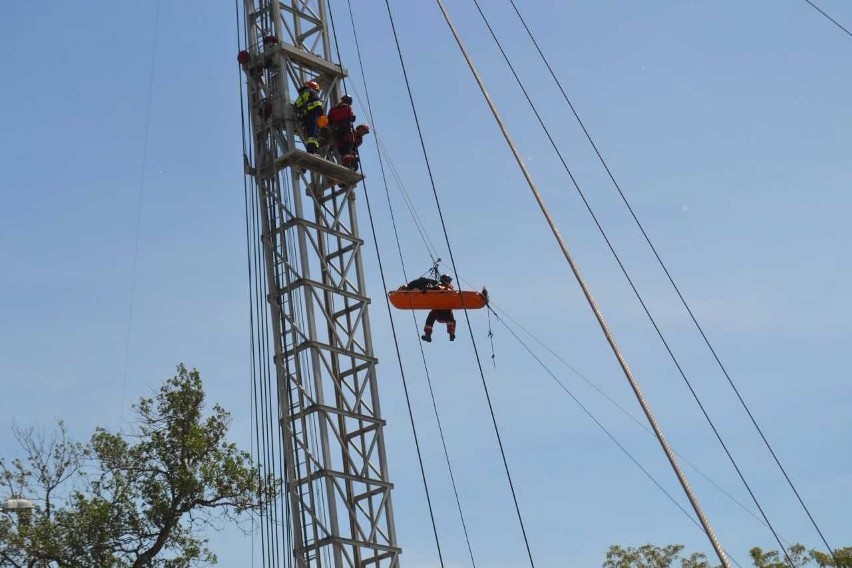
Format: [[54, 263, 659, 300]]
[[336, 2, 450, 566], [468, 0, 788, 562], [434, 0, 733, 564], [487, 308, 748, 568], [381, 0, 538, 566], [505, 0, 836, 560], [345, 4, 479, 564], [803, 0, 852, 38]]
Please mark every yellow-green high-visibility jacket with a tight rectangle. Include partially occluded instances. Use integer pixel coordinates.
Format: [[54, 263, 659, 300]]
[[294, 89, 323, 116]]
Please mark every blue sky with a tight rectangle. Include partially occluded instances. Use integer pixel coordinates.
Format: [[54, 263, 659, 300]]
[[1, 1, 850, 567]]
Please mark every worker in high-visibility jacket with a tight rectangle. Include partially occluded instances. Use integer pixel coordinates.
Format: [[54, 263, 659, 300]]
[[294, 80, 324, 154], [421, 274, 456, 342]]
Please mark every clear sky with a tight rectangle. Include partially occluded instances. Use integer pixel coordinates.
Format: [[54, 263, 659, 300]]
[[1, 1, 850, 567]]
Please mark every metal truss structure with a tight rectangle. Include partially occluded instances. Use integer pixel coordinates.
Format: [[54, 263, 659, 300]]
[[239, 2, 400, 567]]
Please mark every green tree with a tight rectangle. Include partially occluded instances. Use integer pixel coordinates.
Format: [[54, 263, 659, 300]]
[[0, 364, 277, 567], [750, 544, 810, 568], [811, 547, 852, 567], [603, 544, 717, 568], [605, 544, 852, 568]]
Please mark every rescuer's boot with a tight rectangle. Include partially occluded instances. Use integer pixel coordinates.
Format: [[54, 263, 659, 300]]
[[421, 334, 432, 343]]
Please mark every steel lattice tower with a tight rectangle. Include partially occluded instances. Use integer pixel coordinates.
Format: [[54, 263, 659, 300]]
[[239, 2, 400, 567]]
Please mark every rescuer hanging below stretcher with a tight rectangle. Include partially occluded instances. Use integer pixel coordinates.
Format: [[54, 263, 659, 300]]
[[294, 80, 324, 154], [418, 274, 456, 342], [388, 268, 489, 344]]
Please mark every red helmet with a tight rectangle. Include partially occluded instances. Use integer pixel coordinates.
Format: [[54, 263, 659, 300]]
[[355, 124, 370, 134], [304, 80, 320, 91]]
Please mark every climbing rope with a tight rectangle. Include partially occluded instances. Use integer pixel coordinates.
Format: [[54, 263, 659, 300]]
[[485, 308, 496, 368]]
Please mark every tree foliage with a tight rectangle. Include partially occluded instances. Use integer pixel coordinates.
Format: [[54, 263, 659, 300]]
[[750, 545, 852, 568], [604, 544, 852, 568], [0, 364, 277, 567], [749, 544, 810, 568], [603, 544, 715, 568]]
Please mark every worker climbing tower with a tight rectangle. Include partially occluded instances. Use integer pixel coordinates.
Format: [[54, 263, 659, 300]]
[[238, 2, 400, 567]]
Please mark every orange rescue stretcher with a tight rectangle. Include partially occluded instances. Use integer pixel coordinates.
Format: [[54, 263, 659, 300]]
[[388, 288, 489, 311]]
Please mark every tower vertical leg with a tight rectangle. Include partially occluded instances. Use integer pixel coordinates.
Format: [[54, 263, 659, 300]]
[[240, 2, 400, 567]]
